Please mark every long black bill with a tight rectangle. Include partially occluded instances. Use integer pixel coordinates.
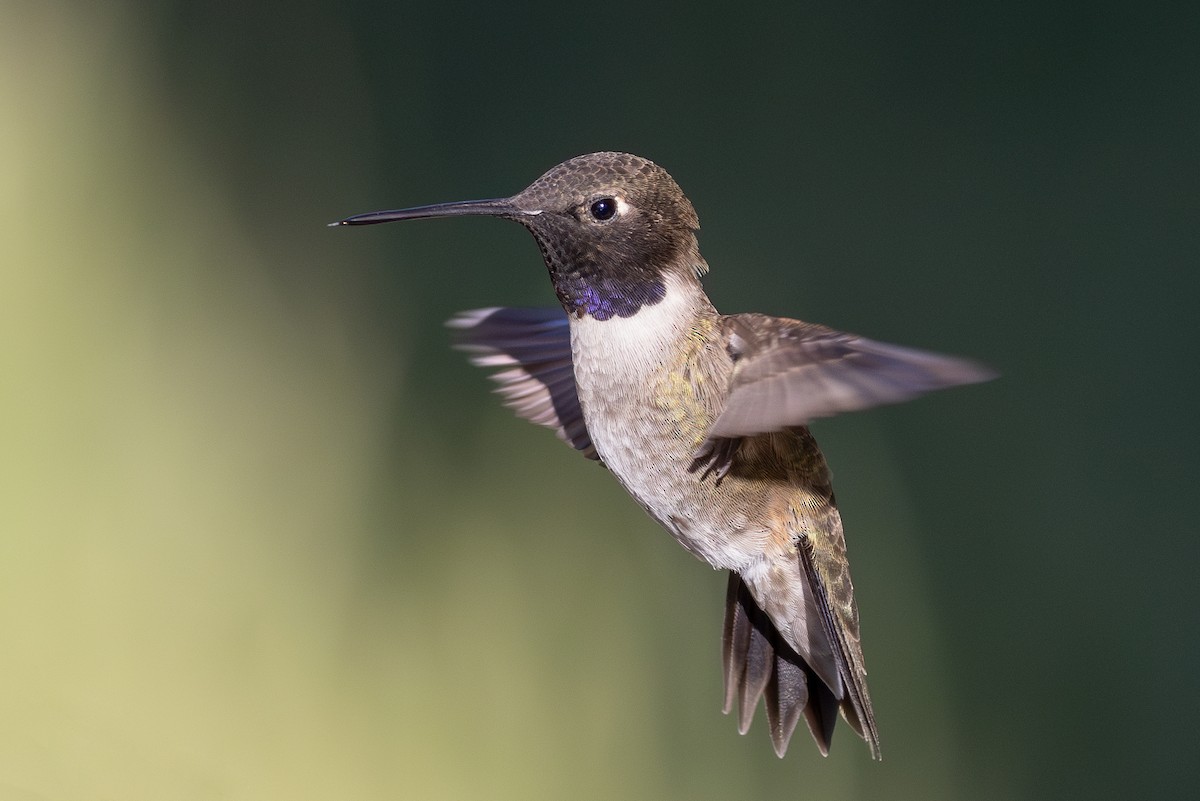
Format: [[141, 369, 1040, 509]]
[[329, 198, 530, 227]]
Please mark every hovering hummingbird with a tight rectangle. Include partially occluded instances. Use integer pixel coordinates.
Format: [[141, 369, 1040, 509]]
[[333, 152, 994, 761]]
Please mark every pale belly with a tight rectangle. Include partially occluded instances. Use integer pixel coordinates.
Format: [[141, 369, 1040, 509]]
[[587, 405, 775, 572], [567, 282, 772, 573]]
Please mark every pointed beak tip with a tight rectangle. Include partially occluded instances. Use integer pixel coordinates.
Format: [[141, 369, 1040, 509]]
[[328, 198, 530, 229]]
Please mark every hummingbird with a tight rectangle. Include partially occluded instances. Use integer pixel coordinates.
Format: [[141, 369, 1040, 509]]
[[333, 152, 994, 761]]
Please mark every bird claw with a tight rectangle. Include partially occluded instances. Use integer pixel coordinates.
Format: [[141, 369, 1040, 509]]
[[689, 437, 741, 484]]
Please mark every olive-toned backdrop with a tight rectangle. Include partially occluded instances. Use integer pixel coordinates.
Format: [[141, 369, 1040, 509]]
[[2, 2, 1195, 799]]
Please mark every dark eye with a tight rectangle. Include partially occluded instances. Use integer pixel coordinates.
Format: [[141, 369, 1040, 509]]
[[589, 197, 617, 221]]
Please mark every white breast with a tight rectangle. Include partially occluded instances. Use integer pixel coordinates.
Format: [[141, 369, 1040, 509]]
[[569, 273, 699, 386], [567, 275, 766, 572]]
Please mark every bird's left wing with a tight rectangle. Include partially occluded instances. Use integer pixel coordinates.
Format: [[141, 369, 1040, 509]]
[[705, 313, 996, 440], [448, 307, 599, 461]]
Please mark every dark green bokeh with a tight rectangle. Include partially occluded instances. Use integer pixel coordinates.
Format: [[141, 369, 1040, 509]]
[[2, 2, 1196, 799]]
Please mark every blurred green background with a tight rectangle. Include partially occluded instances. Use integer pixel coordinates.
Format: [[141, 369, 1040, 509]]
[[2, 2, 1196, 799]]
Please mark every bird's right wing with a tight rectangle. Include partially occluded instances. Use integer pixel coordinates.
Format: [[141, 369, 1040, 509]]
[[448, 307, 599, 461]]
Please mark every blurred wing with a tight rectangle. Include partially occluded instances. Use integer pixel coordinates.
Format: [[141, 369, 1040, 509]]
[[706, 313, 996, 439], [447, 307, 599, 461]]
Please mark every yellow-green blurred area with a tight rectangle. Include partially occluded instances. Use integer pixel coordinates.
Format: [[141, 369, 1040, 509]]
[[2, 2, 1196, 799]]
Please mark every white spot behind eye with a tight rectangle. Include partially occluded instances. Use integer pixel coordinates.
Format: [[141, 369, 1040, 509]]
[[615, 197, 633, 216]]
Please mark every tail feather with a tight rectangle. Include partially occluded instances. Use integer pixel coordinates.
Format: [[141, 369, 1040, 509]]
[[763, 648, 809, 756], [722, 574, 775, 735], [721, 572, 851, 757]]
